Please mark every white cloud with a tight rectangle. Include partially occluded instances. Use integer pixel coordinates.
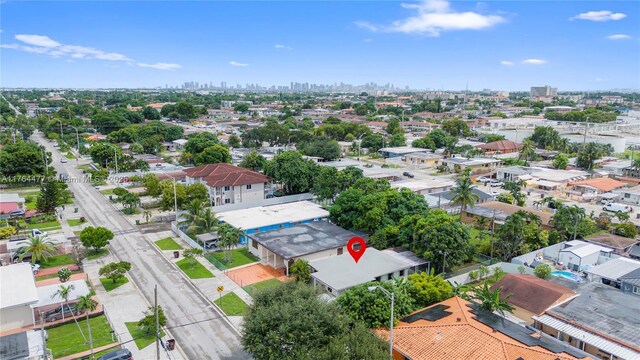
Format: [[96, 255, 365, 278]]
[[274, 44, 293, 50], [607, 34, 631, 40], [229, 61, 249, 67], [570, 10, 626, 22], [500, 60, 514, 66], [137, 62, 182, 71], [2, 34, 181, 70], [522, 58, 547, 65], [355, 0, 505, 36]]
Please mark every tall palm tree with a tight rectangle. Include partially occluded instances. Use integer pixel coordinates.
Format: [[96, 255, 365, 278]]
[[473, 282, 515, 318], [18, 236, 59, 263], [76, 295, 98, 359], [450, 169, 480, 213], [51, 284, 87, 341], [179, 200, 205, 232], [518, 139, 536, 165], [195, 208, 218, 234], [217, 224, 243, 263], [474, 216, 490, 230], [556, 138, 570, 154]]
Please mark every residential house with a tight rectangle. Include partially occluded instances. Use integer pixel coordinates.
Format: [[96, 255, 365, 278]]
[[491, 274, 577, 324], [441, 157, 502, 175], [378, 146, 426, 159], [614, 185, 640, 205], [172, 139, 188, 150], [533, 283, 640, 360], [585, 257, 640, 290], [568, 178, 628, 200], [476, 140, 521, 155], [0, 264, 38, 331], [183, 163, 272, 206], [619, 268, 640, 296], [309, 247, 426, 297], [0, 330, 48, 359], [246, 221, 362, 275], [375, 296, 589, 360], [401, 152, 444, 168], [496, 166, 547, 183], [32, 280, 92, 324], [602, 160, 633, 176], [584, 233, 639, 256], [557, 241, 613, 272], [390, 179, 455, 195], [424, 187, 494, 209], [0, 194, 25, 214], [461, 201, 554, 230]]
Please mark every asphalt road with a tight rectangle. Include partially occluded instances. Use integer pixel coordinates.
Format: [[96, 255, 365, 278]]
[[34, 132, 250, 360]]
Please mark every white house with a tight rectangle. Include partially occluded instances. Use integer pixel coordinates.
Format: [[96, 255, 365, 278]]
[[557, 241, 613, 272], [183, 163, 272, 206], [0, 263, 38, 331]]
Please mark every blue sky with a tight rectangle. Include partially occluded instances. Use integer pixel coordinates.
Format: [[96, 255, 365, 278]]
[[1, 0, 639, 90]]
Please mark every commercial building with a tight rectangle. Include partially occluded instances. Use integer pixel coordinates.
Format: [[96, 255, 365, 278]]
[[531, 85, 558, 97]]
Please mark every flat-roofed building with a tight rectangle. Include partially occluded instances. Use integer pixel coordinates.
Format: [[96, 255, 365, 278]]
[[0, 263, 38, 331]]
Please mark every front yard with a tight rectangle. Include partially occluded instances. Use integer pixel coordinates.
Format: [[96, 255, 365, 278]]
[[38, 254, 75, 269], [242, 278, 283, 296], [214, 292, 248, 316], [100, 277, 129, 292], [46, 315, 115, 358], [125, 322, 165, 350], [205, 248, 259, 270], [27, 220, 61, 231], [176, 258, 214, 279], [155, 237, 183, 250]]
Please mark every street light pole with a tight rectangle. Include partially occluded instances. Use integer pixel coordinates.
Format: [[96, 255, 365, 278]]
[[70, 126, 80, 152], [113, 147, 118, 174], [369, 286, 394, 359], [166, 173, 179, 222], [357, 133, 366, 161], [440, 250, 448, 274]]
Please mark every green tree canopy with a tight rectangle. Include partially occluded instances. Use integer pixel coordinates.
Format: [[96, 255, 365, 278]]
[[99, 261, 132, 283], [337, 281, 415, 328], [407, 270, 453, 307], [80, 226, 114, 252], [193, 144, 231, 165]]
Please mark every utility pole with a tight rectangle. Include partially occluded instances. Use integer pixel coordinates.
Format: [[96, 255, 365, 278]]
[[155, 285, 160, 360], [40, 314, 48, 360], [582, 117, 589, 147], [490, 208, 496, 265]]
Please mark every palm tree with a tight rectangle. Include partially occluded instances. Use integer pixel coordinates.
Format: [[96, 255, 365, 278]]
[[18, 236, 59, 263], [179, 200, 205, 233], [51, 284, 87, 341], [473, 282, 515, 318], [474, 216, 490, 230], [76, 295, 98, 359], [217, 224, 243, 263], [194, 208, 218, 234], [556, 138, 570, 154], [518, 139, 536, 165], [450, 169, 480, 213]]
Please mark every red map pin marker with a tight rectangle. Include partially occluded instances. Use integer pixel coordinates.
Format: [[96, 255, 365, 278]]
[[347, 237, 367, 263]]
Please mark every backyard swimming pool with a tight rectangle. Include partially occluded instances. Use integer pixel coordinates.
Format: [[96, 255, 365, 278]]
[[551, 270, 582, 282]]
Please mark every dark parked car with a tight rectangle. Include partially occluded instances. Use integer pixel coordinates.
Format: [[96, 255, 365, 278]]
[[403, 172, 415, 178], [97, 349, 133, 360], [44, 305, 83, 322]]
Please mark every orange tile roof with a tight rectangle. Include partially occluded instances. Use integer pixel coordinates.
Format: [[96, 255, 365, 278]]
[[374, 297, 586, 360], [476, 140, 521, 151], [491, 274, 576, 315], [183, 163, 271, 187], [569, 178, 627, 192]]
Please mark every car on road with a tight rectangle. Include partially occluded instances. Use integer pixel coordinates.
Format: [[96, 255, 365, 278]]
[[402, 172, 415, 178], [489, 180, 503, 187], [603, 203, 631, 213], [43, 305, 83, 322], [31, 229, 48, 237], [60, 158, 68, 163], [476, 176, 491, 183], [97, 349, 133, 360]]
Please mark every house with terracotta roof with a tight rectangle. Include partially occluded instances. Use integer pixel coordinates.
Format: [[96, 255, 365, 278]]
[[584, 233, 639, 255], [568, 178, 627, 198], [491, 274, 577, 323], [374, 296, 589, 360], [183, 163, 272, 206], [476, 140, 521, 155], [461, 201, 554, 230]]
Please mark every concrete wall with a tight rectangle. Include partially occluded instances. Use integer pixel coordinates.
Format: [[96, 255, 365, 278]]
[[511, 242, 566, 266], [0, 305, 34, 331], [446, 262, 534, 285]]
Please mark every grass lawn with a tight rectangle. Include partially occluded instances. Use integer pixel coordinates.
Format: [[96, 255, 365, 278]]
[[65, 152, 77, 159], [214, 292, 248, 316], [100, 277, 129, 292], [46, 315, 115, 358], [27, 220, 61, 230], [155, 237, 183, 250], [99, 188, 115, 195], [38, 254, 75, 269], [87, 248, 109, 260], [26, 201, 38, 210], [243, 278, 283, 296], [125, 322, 165, 350], [176, 258, 214, 279], [67, 218, 87, 227], [78, 165, 91, 170], [73, 230, 82, 236], [205, 248, 259, 270]]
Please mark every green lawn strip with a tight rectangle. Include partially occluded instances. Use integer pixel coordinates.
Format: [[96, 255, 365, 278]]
[[155, 237, 183, 250], [176, 258, 214, 279], [242, 278, 283, 296], [87, 248, 109, 260], [205, 248, 259, 269], [36, 269, 82, 281], [73, 231, 82, 236], [214, 292, 248, 316], [38, 254, 75, 269], [26, 201, 38, 210], [27, 220, 61, 230], [124, 322, 166, 350], [46, 315, 115, 358], [65, 152, 77, 159], [99, 189, 115, 195], [99, 277, 129, 292], [67, 219, 87, 227]]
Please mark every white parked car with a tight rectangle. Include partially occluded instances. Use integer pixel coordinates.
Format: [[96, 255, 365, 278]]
[[476, 176, 491, 183], [489, 180, 504, 187], [603, 203, 631, 213]]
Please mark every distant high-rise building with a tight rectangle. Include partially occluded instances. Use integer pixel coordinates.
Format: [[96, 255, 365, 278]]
[[530, 85, 558, 97]]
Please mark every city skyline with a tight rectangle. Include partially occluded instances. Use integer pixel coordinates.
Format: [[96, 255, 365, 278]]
[[1, 0, 639, 90]]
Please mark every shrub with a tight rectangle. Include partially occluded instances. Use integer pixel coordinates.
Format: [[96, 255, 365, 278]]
[[615, 222, 638, 238], [534, 264, 552, 280], [57, 267, 72, 282]]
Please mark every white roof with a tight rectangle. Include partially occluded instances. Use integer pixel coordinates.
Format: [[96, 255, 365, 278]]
[[0, 194, 26, 203], [310, 248, 413, 291], [560, 243, 612, 258], [586, 258, 640, 280], [217, 201, 329, 230], [533, 314, 639, 360], [533, 169, 589, 183], [526, 179, 560, 188], [0, 263, 38, 309], [172, 139, 188, 145], [378, 146, 425, 155], [32, 280, 91, 308], [390, 179, 454, 192]]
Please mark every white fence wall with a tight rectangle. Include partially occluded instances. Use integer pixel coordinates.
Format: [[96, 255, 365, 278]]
[[446, 262, 535, 285], [171, 221, 203, 250], [511, 242, 567, 266]]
